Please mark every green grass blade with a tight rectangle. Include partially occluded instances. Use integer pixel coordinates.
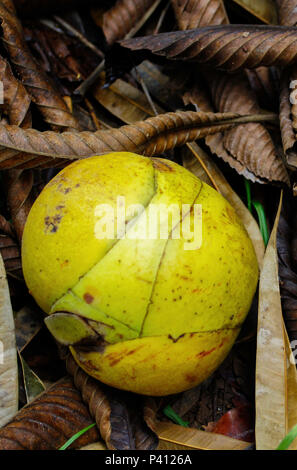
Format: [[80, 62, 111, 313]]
[[276, 423, 297, 450], [59, 422, 96, 450], [252, 200, 269, 247], [244, 178, 252, 213], [163, 405, 189, 427]]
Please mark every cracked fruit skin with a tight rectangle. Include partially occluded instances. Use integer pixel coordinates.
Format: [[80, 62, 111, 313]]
[[22, 152, 259, 396]]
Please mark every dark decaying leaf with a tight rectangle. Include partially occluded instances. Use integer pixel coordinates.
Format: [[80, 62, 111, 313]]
[[276, 0, 297, 27], [171, 0, 228, 29], [66, 355, 158, 450], [0, 376, 100, 450], [204, 405, 255, 442], [14, 306, 43, 353], [103, 0, 157, 45], [0, 110, 276, 169], [0, 0, 80, 131], [0, 56, 31, 127], [118, 25, 297, 72], [277, 194, 297, 344]]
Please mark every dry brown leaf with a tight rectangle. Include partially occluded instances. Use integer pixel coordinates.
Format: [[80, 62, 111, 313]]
[[0, 56, 31, 127], [185, 76, 289, 184], [0, 232, 22, 280], [0, 0, 80, 131], [255, 192, 293, 450], [0, 376, 100, 449], [171, 0, 228, 29], [0, 251, 18, 427], [207, 70, 289, 184], [276, 0, 297, 26], [119, 25, 297, 72], [0, 110, 276, 169], [231, 0, 277, 24], [103, 0, 160, 45], [174, 2, 286, 184], [183, 143, 265, 269], [155, 421, 251, 450], [93, 73, 164, 124]]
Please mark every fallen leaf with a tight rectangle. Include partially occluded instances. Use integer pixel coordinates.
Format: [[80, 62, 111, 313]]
[[185, 72, 289, 184], [103, 0, 161, 44], [255, 192, 297, 450], [93, 73, 164, 124], [0, 55, 31, 127], [276, 0, 297, 27], [206, 405, 254, 442], [0, 251, 18, 427], [118, 25, 297, 72], [0, 0, 80, 131], [155, 421, 251, 450], [18, 353, 45, 404], [171, 0, 228, 29], [0, 110, 276, 169], [0, 376, 99, 449]]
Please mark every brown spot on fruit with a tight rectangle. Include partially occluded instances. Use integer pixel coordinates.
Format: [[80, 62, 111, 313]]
[[44, 214, 63, 233], [197, 347, 216, 358], [152, 158, 174, 172], [185, 374, 196, 383], [83, 293, 94, 304]]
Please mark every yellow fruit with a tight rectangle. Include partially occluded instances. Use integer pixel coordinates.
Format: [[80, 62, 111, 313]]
[[22, 152, 259, 396]]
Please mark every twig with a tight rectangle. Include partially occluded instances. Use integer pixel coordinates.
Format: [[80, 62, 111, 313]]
[[74, 60, 105, 96], [53, 15, 104, 59]]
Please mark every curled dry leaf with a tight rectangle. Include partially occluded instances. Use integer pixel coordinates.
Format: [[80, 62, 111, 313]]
[[0, 376, 100, 449], [0, 110, 276, 169], [207, 70, 289, 184], [66, 355, 158, 450], [185, 77, 288, 184], [119, 25, 297, 72], [103, 0, 158, 44], [0, 252, 18, 427], [0, 0, 80, 131], [171, 0, 228, 29]]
